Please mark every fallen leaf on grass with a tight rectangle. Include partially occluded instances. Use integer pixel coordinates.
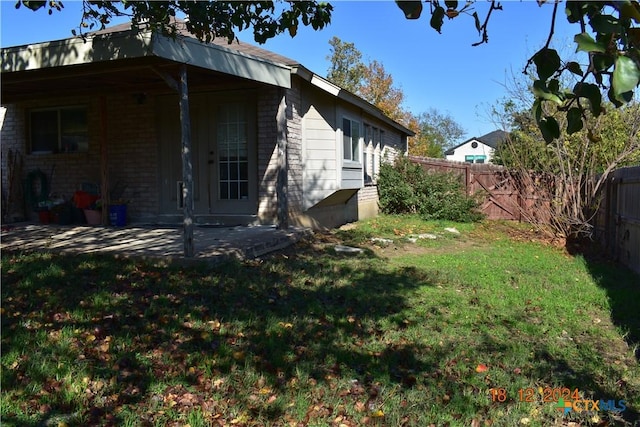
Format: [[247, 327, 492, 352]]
[[370, 409, 384, 418], [475, 364, 489, 373]]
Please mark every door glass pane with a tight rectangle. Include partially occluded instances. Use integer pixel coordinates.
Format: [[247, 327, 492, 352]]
[[220, 163, 229, 180], [240, 182, 248, 199], [230, 162, 239, 180], [218, 104, 248, 200]]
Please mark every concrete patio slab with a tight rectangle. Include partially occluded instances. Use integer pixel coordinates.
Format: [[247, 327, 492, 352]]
[[0, 223, 311, 263]]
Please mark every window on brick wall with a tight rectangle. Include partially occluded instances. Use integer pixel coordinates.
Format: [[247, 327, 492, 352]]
[[29, 106, 89, 154]]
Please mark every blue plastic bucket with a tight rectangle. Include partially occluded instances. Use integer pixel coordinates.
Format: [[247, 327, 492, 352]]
[[109, 204, 127, 226]]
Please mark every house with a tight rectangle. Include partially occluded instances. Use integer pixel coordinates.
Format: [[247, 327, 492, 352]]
[[444, 130, 508, 164], [0, 21, 413, 232]]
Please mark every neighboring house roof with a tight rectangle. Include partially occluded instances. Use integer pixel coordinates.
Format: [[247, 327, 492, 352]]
[[444, 129, 508, 155], [0, 20, 414, 137]]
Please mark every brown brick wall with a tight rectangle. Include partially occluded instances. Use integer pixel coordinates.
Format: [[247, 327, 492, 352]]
[[286, 79, 303, 217], [257, 87, 279, 223], [105, 94, 158, 221], [255, 80, 305, 224], [1, 94, 157, 222]]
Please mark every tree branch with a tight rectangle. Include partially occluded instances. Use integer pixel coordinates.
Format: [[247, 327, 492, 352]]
[[471, 1, 502, 47]]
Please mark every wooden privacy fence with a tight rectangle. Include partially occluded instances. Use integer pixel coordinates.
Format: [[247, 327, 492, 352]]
[[407, 157, 551, 221], [408, 157, 639, 274], [593, 165, 640, 274]]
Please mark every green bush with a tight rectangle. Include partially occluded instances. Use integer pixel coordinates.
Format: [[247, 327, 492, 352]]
[[377, 157, 484, 222]]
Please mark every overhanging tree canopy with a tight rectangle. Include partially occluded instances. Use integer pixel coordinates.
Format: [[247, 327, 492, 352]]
[[15, 0, 640, 142], [395, 0, 640, 143]]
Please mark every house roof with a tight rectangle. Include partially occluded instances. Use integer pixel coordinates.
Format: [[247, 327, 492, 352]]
[[90, 21, 301, 67], [1, 22, 292, 88], [0, 20, 413, 136], [444, 129, 508, 155]]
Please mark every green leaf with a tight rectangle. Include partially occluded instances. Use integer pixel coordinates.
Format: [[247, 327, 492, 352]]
[[620, 2, 640, 23], [539, 116, 560, 143], [566, 108, 583, 134], [612, 55, 640, 101], [574, 32, 607, 53], [533, 80, 563, 105], [565, 1, 584, 23], [589, 14, 622, 34], [430, 5, 445, 33], [533, 48, 560, 80], [573, 82, 603, 116], [607, 86, 625, 107], [592, 53, 615, 72], [533, 99, 543, 124], [23, 0, 46, 11], [566, 61, 584, 76], [396, 1, 423, 19]]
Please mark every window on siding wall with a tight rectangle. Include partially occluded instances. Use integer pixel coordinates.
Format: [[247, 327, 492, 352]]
[[364, 125, 372, 182], [342, 117, 361, 163], [375, 129, 383, 177], [364, 124, 384, 183], [29, 106, 89, 154], [464, 155, 486, 163]]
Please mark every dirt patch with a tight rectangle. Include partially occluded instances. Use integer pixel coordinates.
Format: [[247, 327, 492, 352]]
[[273, 221, 569, 261], [471, 221, 567, 248]]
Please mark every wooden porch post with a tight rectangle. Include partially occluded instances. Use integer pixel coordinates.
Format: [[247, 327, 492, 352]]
[[276, 89, 288, 230], [100, 96, 109, 225], [179, 65, 195, 257], [152, 65, 194, 257]]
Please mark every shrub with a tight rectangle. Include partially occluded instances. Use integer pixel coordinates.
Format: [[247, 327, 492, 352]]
[[377, 157, 484, 222]]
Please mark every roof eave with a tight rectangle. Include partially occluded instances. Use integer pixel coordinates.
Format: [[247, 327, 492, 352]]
[[1, 29, 291, 89], [151, 34, 290, 88], [291, 65, 415, 137], [1, 30, 154, 72]]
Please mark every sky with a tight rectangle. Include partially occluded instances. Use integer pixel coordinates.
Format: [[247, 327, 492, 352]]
[[0, 1, 578, 143]]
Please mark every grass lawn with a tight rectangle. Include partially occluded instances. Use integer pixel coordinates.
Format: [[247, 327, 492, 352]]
[[2, 216, 639, 427]]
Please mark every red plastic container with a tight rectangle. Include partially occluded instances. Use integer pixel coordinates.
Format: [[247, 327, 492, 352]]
[[73, 191, 100, 209], [38, 210, 51, 224]]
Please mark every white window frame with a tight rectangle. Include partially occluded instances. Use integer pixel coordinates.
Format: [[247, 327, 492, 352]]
[[342, 117, 362, 164], [374, 128, 383, 179]]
